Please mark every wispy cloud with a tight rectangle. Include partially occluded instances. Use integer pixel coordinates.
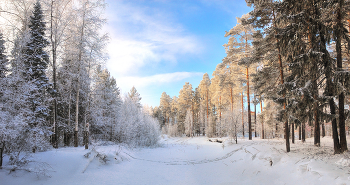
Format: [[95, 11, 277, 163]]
[[116, 72, 203, 92], [104, 0, 202, 76]]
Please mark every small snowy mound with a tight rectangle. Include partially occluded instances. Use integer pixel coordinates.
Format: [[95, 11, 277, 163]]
[[82, 145, 132, 173], [335, 158, 350, 167]]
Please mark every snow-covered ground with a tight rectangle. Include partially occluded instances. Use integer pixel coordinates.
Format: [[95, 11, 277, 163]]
[[1, 136, 350, 185]]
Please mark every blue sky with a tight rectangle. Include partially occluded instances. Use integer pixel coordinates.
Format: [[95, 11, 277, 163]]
[[104, 0, 253, 107]]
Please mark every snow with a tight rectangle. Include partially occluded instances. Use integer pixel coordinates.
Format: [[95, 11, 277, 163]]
[[1, 136, 350, 185]]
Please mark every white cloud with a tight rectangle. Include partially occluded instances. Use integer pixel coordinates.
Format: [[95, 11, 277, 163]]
[[116, 72, 203, 93], [104, 0, 202, 76]]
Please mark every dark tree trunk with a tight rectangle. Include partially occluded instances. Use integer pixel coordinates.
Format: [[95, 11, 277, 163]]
[[330, 99, 341, 153], [273, 9, 289, 152], [50, 0, 58, 149], [285, 120, 290, 152], [74, 130, 78, 147], [247, 67, 252, 140], [260, 98, 264, 139], [242, 92, 244, 138], [84, 131, 89, 149], [339, 93, 347, 152], [319, 16, 341, 154], [336, 0, 347, 153], [322, 122, 325, 137], [314, 109, 320, 146], [254, 98, 257, 137], [292, 122, 295, 144], [0, 142, 4, 168], [299, 126, 301, 140], [302, 122, 306, 142]]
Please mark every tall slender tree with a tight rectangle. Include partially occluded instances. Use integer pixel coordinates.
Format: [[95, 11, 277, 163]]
[[224, 13, 255, 140]]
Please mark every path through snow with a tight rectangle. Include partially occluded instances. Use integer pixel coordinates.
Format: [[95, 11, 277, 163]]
[[1, 136, 350, 185]]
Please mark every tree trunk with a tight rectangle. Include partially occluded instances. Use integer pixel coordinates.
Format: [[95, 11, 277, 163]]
[[254, 97, 257, 137], [65, 90, 72, 146], [260, 98, 264, 139], [241, 91, 244, 138], [322, 122, 325, 137], [273, 8, 289, 152], [299, 125, 301, 140], [292, 121, 294, 144], [330, 98, 341, 153], [74, 2, 87, 148], [84, 123, 89, 149], [219, 95, 221, 137], [319, 16, 341, 154], [336, 0, 347, 152], [302, 122, 305, 142], [314, 108, 320, 146], [307, 13, 320, 147], [50, 0, 58, 149], [74, 79, 80, 147], [285, 120, 290, 152], [247, 69, 252, 140], [235, 124, 237, 144], [206, 90, 209, 119], [0, 142, 4, 168]]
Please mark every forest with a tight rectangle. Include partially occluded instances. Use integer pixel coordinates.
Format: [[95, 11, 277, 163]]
[[0, 0, 160, 169], [1, 0, 350, 183], [156, 0, 350, 154]]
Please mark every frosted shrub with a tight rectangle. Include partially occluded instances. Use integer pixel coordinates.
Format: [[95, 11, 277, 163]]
[[115, 96, 160, 147]]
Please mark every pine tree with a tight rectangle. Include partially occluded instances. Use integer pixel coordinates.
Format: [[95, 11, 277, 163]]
[[184, 108, 193, 137], [330, 0, 349, 153], [129, 86, 142, 108], [91, 66, 121, 142], [177, 82, 193, 135], [198, 73, 211, 135], [170, 96, 178, 128], [192, 87, 201, 136], [224, 13, 255, 140], [0, 32, 8, 167], [160, 92, 171, 128], [22, 1, 52, 152], [245, 0, 292, 150], [0, 33, 8, 81]]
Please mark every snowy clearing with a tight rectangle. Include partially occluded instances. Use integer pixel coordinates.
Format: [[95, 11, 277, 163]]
[[1, 136, 350, 185]]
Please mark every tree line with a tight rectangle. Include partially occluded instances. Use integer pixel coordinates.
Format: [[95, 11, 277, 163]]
[[156, 0, 350, 154], [0, 0, 160, 168]]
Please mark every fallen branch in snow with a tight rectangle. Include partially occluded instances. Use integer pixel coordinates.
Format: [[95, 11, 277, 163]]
[[82, 147, 110, 173], [5, 161, 54, 178], [208, 138, 223, 143]]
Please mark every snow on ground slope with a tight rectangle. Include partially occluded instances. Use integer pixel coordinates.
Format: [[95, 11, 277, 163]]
[[1, 136, 350, 185]]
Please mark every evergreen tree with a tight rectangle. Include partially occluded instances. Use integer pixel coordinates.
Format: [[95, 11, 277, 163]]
[[177, 82, 193, 135], [129, 86, 142, 108], [198, 73, 211, 135], [245, 0, 291, 150], [224, 13, 255, 140], [22, 1, 52, 152], [184, 108, 193, 137], [91, 66, 121, 141], [0, 33, 8, 81], [0, 32, 9, 167], [159, 92, 171, 128]]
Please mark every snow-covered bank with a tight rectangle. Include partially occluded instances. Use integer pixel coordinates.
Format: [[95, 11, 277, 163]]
[[1, 136, 350, 185]]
